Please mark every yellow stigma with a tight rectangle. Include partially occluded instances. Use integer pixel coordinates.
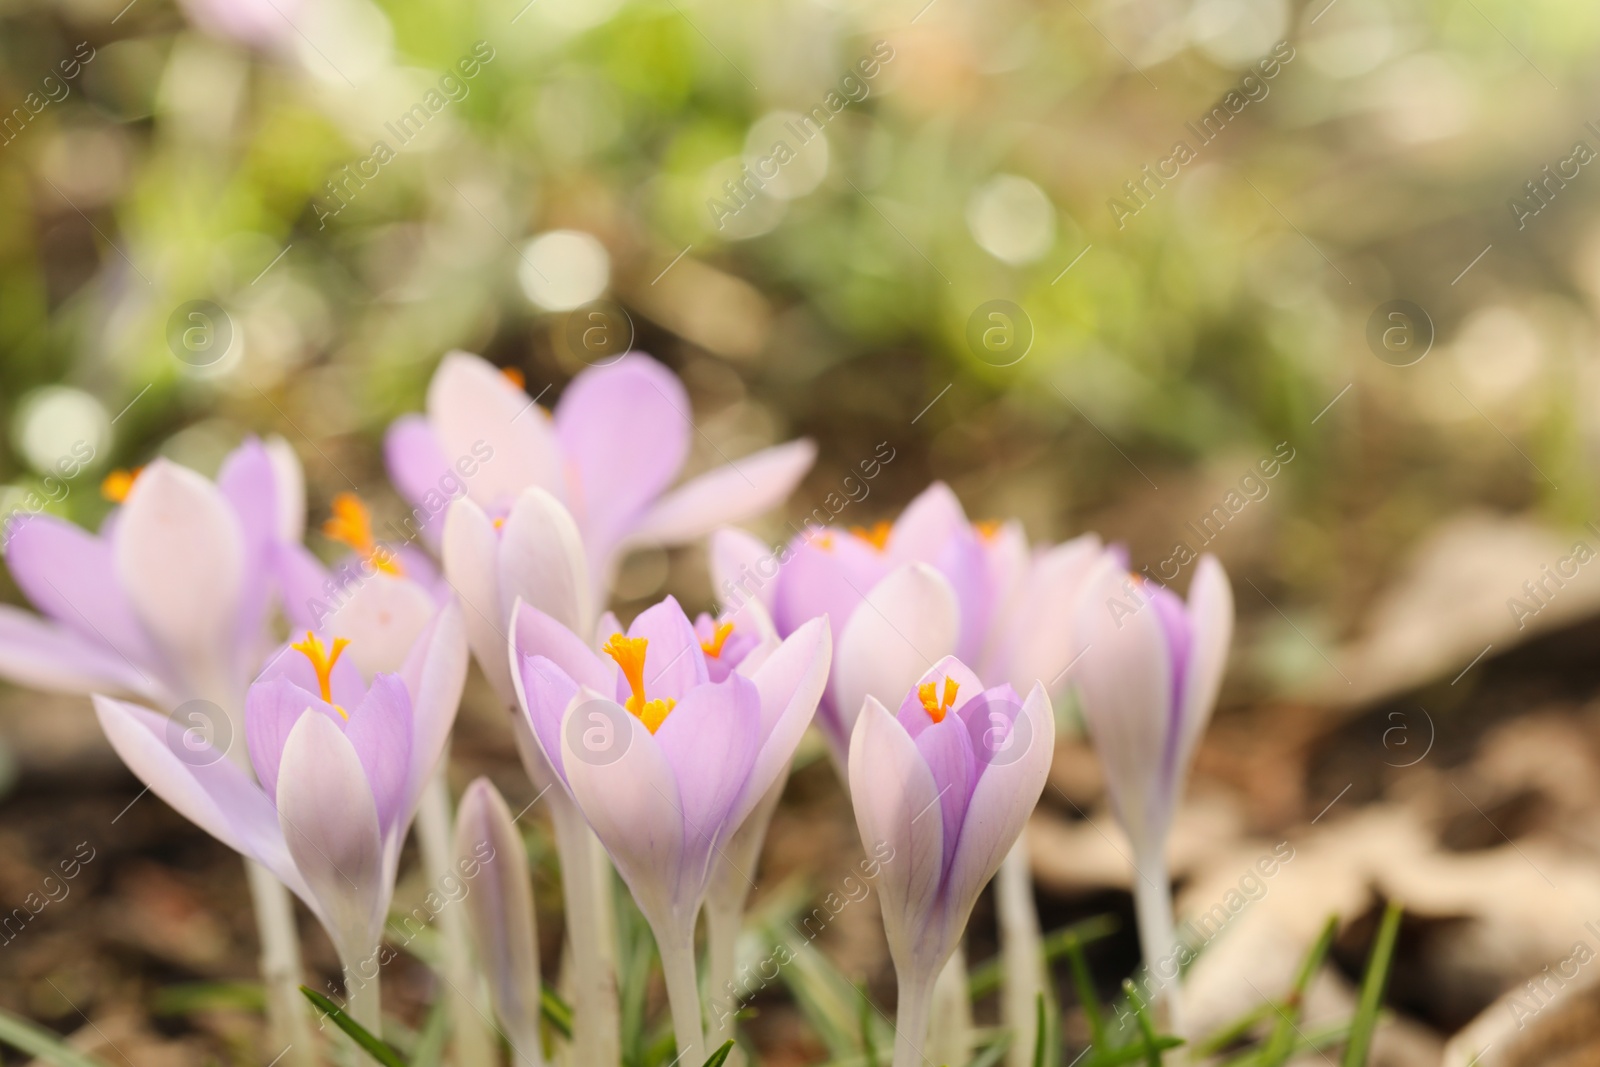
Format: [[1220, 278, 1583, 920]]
[[917, 677, 960, 724], [291, 631, 351, 718], [602, 633, 676, 733], [101, 468, 142, 503], [501, 367, 526, 390], [323, 493, 404, 577], [851, 522, 893, 551], [975, 520, 1002, 540], [700, 620, 735, 658]]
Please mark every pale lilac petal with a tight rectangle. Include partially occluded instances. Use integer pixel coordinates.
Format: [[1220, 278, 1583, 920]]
[[772, 531, 890, 643], [913, 715, 976, 878], [735, 618, 829, 827], [939, 682, 1054, 941], [513, 653, 580, 785], [652, 675, 761, 860], [276, 712, 388, 963], [245, 677, 342, 801], [397, 602, 467, 812], [217, 438, 278, 644], [5, 515, 159, 668], [831, 563, 959, 757], [325, 576, 437, 677], [114, 461, 245, 699], [561, 692, 686, 928], [442, 496, 513, 705], [596, 610, 623, 647], [0, 606, 157, 698], [626, 439, 817, 548], [259, 638, 367, 709], [498, 488, 593, 637], [343, 674, 414, 834], [993, 534, 1103, 695], [510, 600, 614, 695], [454, 779, 543, 1045], [1173, 556, 1232, 792], [1071, 559, 1173, 848], [887, 482, 969, 566], [954, 683, 1026, 772], [274, 542, 333, 632], [709, 527, 777, 614], [848, 696, 944, 974], [94, 695, 305, 898], [264, 437, 306, 543], [427, 352, 564, 508], [554, 355, 690, 564], [385, 415, 453, 547], [625, 596, 708, 700]]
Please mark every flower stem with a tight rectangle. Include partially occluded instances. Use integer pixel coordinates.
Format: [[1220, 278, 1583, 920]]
[[244, 859, 316, 1066], [704, 896, 744, 1064], [341, 956, 383, 1042], [996, 839, 1045, 1067], [656, 924, 706, 1067], [549, 797, 622, 1066], [891, 971, 935, 1067], [1132, 849, 1184, 1035], [928, 945, 974, 1066], [415, 772, 498, 1067]]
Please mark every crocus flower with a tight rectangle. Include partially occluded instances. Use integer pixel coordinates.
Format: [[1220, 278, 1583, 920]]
[[0, 438, 303, 712], [711, 481, 1103, 767], [1068, 554, 1233, 1032], [512, 594, 829, 1065], [455, 778, 545, 1067], [848, 656, 1054, 1067], [386, 350, 815, 594], [92, 604, 467, 1030]]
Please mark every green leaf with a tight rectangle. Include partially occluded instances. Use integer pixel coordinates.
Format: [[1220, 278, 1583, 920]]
[[1090, 1037, 1185, 1066], [300, 986, 409, 1067], [148, 981, 266, 1017], [1062, 930, 1106, 1051], [408, 994, 451, 1067], [701, 1040, 736, 1067], [1257, 915, 1339, 1067], [1119, 980, 1165, 1067], [0, 1005, 116, 1067], [1032, 994, 1048, 1067], [964, 1031, 1013, 1067], [540, 984, 574, 1040], [1342, 902, 1402, 1067]]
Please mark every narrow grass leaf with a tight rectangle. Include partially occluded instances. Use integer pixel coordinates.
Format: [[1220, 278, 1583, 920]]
[[1257, 914, 1339, 1067], [300, 986, 408, 1067], [1342, 902, 1402, 1067], [540, 984, 573, 1040], [0, 1006, 116, 1067], [701, 1039, 736, 1066]]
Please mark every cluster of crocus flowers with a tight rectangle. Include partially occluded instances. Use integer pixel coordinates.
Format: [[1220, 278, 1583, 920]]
[[512, 594, 829, 1065], [95, 607, 466, 1031], [848, 657, 1055, 1067], [1069, 553, 1234, 1033]]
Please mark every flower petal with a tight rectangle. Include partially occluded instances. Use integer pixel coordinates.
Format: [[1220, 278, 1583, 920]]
[[0, 605, 158, 698], [848, 696, 944, 975], [498, 488, 593, 637], [554, 355, 690, 565], [894, 655, 985, 740], [114, 460, 245, 700], [887, 482, 969, 566], [1174, 555, 1232, 794], [245, 676, 342, 801], [217, 438, 279, 647], [740, 617, 829, 819], [510, 599, 613, 694], [831, 563, 959, 757], [771, 530, 890, 645], [264, 437, 307, 543], [343, 674, 414, 835], [624, 596, 708, 700], [626, 439, 817, 548], [274, 542, 334, 632], [709, 527, 777, 614], [427, 351, 563, 509], [325, 575, 438, 678], [455, 779, 543, 1043], [276, 712, 388, 963], [513, 652, 580, 786], [397, 602, 467, 813], [441, 496, 512, 705], [993, 534, 1104, 695], [383, 415, 452, 548], [651, 674, 762, 871]]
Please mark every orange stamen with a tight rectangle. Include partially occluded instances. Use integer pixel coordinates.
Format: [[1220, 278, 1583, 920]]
[[501, 367, 526, 390], [101, 468, 143, 503], [917, 677, 961, 724], [601, 633, 676, 733], [975, 520, 1002, 540], [291, 631, 352, 718], [700, 621, 735, 658], [851, 522, 893, 551], [323, 493, 404, 577]]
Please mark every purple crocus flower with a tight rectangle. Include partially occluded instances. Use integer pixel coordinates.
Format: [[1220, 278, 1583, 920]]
[[712, 481, 1103, 769], [511, 594, 829, 1065], [0, 438, 303, 712], [1068, 554, 1233, 1032], [92, 604, 466, 1029], [848, 655, 1054, 1067], [386, 351, 815, 595]]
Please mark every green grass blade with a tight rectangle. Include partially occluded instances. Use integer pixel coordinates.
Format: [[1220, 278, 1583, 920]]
[[1062, 931, 1106, 1050], [1032, 994, 1048, 1067], [965, 1031, 1014, 1067], [1257, 914, 1340, 1066], [858, 983, 881, 1067], [1342, 902, 1402, 1067], [1090, 1037, 1185, 1066], [0, 1005, 116, 1067], [967, 915, 1120, 1000], [300, 987, 408, 1067], [1120, 980, 1164, 1067], [540, 984, 573, 1040], [701, 1039, 736, 1066]]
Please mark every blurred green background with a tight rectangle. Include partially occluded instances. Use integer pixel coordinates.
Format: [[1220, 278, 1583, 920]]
[[2, 0, 1599, 682]]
